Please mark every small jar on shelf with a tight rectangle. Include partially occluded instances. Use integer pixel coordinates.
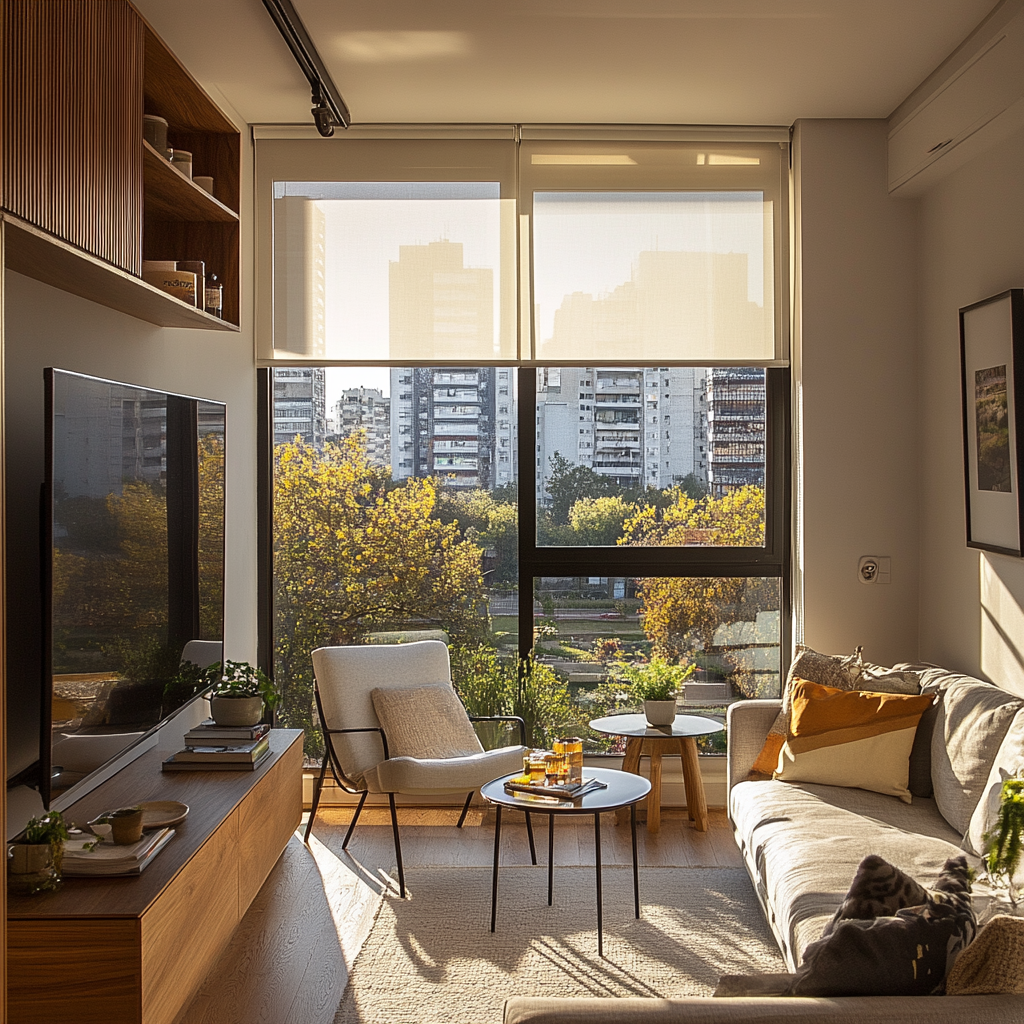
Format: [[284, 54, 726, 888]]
[[204, 273, 223, 318]]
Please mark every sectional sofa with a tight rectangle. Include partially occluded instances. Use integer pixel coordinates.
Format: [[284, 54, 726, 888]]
[[504, 666, 1024, 1023]]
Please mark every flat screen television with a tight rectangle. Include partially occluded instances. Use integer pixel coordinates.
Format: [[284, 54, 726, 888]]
[[40, 369, 226, 808]]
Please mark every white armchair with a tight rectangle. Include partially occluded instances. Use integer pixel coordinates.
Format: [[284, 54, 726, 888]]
[[304, 640, 531, 896]]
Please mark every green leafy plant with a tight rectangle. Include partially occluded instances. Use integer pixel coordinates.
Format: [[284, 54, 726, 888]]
[[620, 657, 695, 703], [208, 660, 281, 710], [23, 810, 70, 880], [985, 775, 1024, 904]]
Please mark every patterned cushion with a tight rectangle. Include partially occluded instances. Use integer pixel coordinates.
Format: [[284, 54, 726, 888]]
[[931, 680, 1022, 835], [774, 681, 934, 803], [790, 855, 976, 997], [370, 685, 483, 760]]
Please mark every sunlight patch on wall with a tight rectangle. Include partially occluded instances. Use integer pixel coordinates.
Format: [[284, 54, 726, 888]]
[[980, 553, 1024, 697]]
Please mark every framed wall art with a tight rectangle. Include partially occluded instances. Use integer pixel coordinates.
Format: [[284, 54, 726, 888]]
[[960, 289, 1024, 555]]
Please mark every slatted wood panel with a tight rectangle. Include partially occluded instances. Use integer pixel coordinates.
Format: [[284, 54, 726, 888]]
[[2, 1, 143, 274]]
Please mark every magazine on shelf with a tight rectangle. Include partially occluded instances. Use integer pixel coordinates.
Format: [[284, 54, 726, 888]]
[[503, 776, 608, 800], [62, 827, 175, 876]]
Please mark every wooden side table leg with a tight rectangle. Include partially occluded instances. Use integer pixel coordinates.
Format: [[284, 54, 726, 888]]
[[647, 746, 663, 833], [679, 739, 694, 822], [616, 737, 644, 826], [680, 737, 709, 832]]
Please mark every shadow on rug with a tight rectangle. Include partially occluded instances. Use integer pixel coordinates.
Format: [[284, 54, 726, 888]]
[[334, 866, 784, 1024]]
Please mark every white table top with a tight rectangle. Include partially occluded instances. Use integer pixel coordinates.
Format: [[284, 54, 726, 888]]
[[588, 712, 725, 739]]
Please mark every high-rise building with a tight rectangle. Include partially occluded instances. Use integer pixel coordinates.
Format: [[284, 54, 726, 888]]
[[273, 367, 327, 448], [389, 240, 493, 362], [388, 240, 511, 491], [705, 367, 766, 496], [272, 194, 326, 358], [536, 367, 706, 500], [333, 387, 390, 468]]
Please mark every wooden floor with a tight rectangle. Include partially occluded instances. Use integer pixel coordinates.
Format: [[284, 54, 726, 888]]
[[175, 805, 742, 1024]]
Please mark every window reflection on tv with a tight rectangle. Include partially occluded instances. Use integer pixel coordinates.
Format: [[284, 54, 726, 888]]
[[45, 370, 225, 803]]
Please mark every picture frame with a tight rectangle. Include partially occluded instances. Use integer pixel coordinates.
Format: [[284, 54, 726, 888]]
[[960, 289, 1024, 555]]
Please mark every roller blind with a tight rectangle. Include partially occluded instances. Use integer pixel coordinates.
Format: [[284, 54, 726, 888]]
[[256, 132, 788, 365]]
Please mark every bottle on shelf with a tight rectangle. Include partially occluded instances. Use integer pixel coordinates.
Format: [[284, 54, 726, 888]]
[[205, 273, 223, 318]]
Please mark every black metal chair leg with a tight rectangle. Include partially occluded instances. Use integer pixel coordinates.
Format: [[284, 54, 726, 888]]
[[388, 793, 406, 898], [342, 790, 368, 849], [548, 814, 555, 906], [303, 756, 330, 843], [525, 811, 537, 865], [456, 791, 474, 828]]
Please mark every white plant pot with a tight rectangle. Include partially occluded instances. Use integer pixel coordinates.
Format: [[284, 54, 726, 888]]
[[210, 695, 264, 727], [8, 843, 53, 875], [644, 700, 677, 727]]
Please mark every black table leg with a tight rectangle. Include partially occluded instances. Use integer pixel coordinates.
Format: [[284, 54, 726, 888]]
[[594, 811, 603, 957], [490, 804, 502, 932], [525, 810, 537, 865], [631, 801, 640, 918], [547, 813, 555, 906]]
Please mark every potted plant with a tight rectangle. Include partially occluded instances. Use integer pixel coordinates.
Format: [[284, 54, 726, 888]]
[[207, 660, 281, 727], [984, 775, 1024, 907], [621, 658, 695, 726], [9, 811, 69, 893]]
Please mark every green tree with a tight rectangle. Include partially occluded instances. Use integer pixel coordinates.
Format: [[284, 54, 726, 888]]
[[543, 452, 618, 525], [622, 486, 774, 661], [568, 494, 634, 546], [274, 436, 489, 750]]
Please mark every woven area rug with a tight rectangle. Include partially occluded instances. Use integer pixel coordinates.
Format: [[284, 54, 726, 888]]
[[334, 866, 785, 1024]]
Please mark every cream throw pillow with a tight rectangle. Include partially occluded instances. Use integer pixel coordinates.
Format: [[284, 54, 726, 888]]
[[370, 685, 483, 760], [774, 681, 934, 803]]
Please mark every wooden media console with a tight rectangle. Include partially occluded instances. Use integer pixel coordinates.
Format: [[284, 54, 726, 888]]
[[7, 729, 303, 1024]]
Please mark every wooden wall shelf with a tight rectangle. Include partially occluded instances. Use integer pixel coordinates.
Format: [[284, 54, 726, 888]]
[[3, 214, 239, 332], [143, 142, 238, 223], [7, 729, 303, 1024]]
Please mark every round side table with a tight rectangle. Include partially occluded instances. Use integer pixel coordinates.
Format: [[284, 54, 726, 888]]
[[480, 766, 651, 957], [589, 713, 725, 833]]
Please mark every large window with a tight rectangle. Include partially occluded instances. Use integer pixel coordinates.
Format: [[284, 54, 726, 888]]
[[258, 130, 789, 759]]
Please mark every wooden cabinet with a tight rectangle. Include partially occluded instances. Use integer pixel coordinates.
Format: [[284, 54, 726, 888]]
[[1, 1, 240, 330], [7, 730, 303, 1024]]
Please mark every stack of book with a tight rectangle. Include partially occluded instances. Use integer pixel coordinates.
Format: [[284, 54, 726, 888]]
[[63, 828, 175, 877], [504, 776, 607, 800], [162, 720, 271, 772]]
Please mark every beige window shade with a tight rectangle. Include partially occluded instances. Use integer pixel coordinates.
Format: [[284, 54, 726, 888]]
[[521, 140, 787, 365], [256, 139, 518, 363]]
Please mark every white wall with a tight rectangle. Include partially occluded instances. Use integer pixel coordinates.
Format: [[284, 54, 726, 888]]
[[793, 120, 921, 665], [918, 124, 1024, 695], [4, 134, 258, 782]]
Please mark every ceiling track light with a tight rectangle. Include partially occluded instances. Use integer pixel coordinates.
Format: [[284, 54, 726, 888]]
[[260, 0, 351, 136]]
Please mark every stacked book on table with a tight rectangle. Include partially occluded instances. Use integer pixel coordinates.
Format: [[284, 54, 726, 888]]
[[162, 720, 271, 772], [503, 776, 607, 801], [62, 828, 175, 877]]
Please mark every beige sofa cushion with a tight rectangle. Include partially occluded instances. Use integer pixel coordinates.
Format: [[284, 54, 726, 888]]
[[931, 680, 1022, 835], [729, 779, 966, 970]]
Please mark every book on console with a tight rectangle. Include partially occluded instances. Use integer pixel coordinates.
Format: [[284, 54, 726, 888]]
[[162, 747, 272, 772], [62, 827, 175, 876], [184, 720, 269, 743], [503, 777, 608, 800], [178, 736, 270, 762]]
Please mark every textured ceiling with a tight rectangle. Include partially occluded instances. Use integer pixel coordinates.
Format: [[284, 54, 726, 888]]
[[134, 0, 997, 126]]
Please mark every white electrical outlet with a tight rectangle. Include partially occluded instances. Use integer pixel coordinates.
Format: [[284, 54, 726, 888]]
[[858, 556, 891, 584]]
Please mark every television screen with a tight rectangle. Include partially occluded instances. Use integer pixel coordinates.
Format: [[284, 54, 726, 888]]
[[42, 369, 226, 806]]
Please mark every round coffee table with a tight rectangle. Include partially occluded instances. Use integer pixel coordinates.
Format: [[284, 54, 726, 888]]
[[589, 713, 725, 833], [481, 766, 651, 957]]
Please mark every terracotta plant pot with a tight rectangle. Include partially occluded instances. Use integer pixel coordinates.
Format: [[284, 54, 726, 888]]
[[210, 694, 263, 727], [644, 700, 677, 727]]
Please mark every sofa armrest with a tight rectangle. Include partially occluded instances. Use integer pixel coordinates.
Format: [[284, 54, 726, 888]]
[[726, 699, 781, 798], [504, 995, 1024, 1024]]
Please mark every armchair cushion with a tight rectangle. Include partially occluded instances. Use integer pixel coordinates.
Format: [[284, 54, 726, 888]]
[[364, 744, 526, 795], [371, 684, 483, 760]]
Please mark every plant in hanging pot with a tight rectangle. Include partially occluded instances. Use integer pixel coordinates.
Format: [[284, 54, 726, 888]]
[[621, 658, 695, 727], [8, 811, 69, 894], [207, 661, 281, 728]]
